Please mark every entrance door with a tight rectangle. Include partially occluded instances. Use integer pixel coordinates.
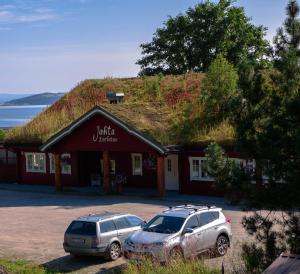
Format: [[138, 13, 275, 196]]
[[165, 154, 179, 190]]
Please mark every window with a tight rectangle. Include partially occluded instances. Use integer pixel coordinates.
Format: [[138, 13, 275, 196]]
[[131, 153, 142, 175], [145, 215, 185, 234], [0, 149, 6, 164], [66, 221, 96, 236], [100, 159, 116, 175], [192, 159, 200, 178], [7, 151, 16, 164], [167, 159, 172, 172], [198, 212, 219, 226], [185, 215, 199, 229], [210, 211, 219, 222], [189, 157, 214, 181], [100, 220, 116, 233], [115, 217, 131, 229], [61, 154, 71, 174], [49, 154, 55, 174], [49, 153, 72, 175], [126, 216, 143, 227], [25, 153, 46, 173]]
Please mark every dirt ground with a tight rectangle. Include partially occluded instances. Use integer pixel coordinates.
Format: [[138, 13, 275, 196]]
[[0, 189, 249, 273]]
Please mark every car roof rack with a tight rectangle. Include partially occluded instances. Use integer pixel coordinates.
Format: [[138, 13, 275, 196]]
[[164, 204, 217, 214]]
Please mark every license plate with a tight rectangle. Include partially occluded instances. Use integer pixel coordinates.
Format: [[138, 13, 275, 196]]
[[72, 238, 85, 244]]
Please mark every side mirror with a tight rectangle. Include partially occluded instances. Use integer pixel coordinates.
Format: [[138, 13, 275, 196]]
[[183, 228, 194, 235], [141, 221, 147, 228]]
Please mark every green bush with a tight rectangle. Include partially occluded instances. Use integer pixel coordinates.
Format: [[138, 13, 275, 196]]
[[0, 129, 5, 141]]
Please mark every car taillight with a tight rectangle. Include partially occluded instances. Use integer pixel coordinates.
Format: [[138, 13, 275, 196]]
[[225, 217, 231, 223], [91, 237, 100, 248]]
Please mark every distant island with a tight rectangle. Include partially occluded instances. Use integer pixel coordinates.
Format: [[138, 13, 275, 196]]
[[0, 92, 64, 106]]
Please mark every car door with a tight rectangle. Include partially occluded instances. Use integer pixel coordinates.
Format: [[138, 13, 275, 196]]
[[65, 221, 97, 250], [114, 216, 134, 243], [99, 220, 118, 251], [197, 211, 220, 251], [181, 215, 202, 257], [202, 211, 221, 248]]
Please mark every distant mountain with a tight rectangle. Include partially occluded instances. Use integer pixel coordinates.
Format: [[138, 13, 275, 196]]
[[1, 92, 64, 106], [0, 93, 32, 103]]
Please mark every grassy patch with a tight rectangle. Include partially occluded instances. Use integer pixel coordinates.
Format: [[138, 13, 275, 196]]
[[121, 259, 219, 274], [0, 258, 60, 274]]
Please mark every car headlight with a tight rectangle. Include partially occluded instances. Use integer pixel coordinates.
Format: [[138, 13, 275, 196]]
[[125, 239, 133, 245]]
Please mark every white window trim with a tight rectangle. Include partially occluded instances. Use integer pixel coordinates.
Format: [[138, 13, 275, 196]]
[[188, 157, 214, 181], [48, 153, 72, 175], [100, 159, 116, 175], [131, 153, 143, 176], [25, 152, 46, 173], [61, 153, 72, 175], [49, 153, 55, 174]]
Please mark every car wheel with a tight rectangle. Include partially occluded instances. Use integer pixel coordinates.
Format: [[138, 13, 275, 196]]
[[169, 247, 183, 262], [215, 235, 229, 256], [108, 242, 121, 261]]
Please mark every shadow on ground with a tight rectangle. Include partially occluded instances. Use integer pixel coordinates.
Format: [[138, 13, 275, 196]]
[[0, 184, 240, 211], [43, 255, 125, 273]]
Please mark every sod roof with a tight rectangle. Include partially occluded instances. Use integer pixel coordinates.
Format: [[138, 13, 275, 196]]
[[4, 73, 234, 146]]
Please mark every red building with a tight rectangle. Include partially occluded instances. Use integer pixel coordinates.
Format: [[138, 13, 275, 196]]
[[1, 105, 247, 196], [2, 75, 250, 196]]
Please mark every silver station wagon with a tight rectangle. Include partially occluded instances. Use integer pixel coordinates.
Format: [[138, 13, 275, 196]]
[[123, 204, 232, 262], [63, 213, 144, 260]]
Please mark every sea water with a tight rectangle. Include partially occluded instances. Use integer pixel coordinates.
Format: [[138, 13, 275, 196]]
[[0, 105, 47, 128]]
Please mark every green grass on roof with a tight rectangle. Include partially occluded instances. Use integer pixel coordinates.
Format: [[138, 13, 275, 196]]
[[5, 73, 234, 146]]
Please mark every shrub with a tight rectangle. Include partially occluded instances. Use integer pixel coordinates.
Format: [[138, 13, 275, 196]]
[[0, 129, 5, 141]]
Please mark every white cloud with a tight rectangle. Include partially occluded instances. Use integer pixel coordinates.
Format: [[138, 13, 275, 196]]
[[0, 4, 56, 24]]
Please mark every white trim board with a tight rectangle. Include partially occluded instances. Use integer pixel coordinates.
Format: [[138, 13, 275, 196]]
[[40, 106, 165, 154]]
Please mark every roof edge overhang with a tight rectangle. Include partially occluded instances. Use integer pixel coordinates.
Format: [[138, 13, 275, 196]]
[[40, 106, 166, 154]]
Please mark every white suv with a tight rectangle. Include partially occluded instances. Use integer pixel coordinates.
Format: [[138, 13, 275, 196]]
[[123, 204, 232, 262]]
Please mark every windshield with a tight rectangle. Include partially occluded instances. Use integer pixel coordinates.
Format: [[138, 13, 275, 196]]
[[143, 215, 185, 234]]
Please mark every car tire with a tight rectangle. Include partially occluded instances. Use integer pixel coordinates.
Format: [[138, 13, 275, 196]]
[[215, 235, 229, 256], [169, 247, 184, 262], [107, 242, 121, 261]]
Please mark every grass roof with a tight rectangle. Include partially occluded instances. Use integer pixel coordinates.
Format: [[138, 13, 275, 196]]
[[4, 73, 234, 146]]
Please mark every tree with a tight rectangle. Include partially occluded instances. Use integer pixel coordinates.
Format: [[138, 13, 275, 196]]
[[137, 0, 269, 75], [200, 55, 238, 123], [0, 129, 5, 141], [274, 0, 300, 57], [204, 1, 300, 272]]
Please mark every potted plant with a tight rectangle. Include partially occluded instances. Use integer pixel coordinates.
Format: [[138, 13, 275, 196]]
[[115, 174, 126, 194]]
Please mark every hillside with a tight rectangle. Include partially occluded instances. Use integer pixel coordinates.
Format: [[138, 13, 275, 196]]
[[1, 92, 64, 106], [0, 93, 32, 103], [4, 73, 234, 146]]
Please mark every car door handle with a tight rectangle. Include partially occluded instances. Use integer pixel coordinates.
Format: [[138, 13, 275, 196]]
[[197, 232, 202, 236], [214, 226, 219, 230]]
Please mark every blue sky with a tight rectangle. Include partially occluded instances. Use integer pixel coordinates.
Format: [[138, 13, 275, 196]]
[[0, 0, 289, 93]]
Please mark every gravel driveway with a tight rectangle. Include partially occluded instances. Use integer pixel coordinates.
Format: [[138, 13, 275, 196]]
[[0, 189, 249, 273]]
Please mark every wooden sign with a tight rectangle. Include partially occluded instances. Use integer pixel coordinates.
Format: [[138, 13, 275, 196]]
[[92, 125, 118, 143]]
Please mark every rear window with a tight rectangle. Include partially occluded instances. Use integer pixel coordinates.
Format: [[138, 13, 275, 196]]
[[198, 211, 220, 226], [66, 221, 96, 236]]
